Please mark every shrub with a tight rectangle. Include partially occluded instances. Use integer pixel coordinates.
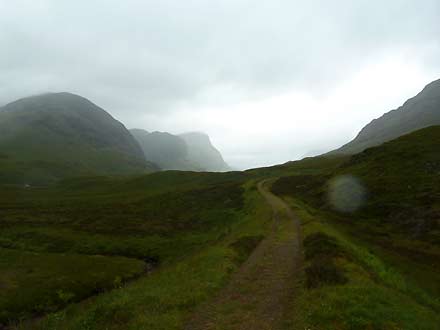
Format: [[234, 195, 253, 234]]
[[305, 259, 348, 289], [303, 232, 347, 260]]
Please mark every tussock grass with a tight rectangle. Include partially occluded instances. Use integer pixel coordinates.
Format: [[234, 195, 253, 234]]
[[282, 198, 440, 330], [0, 248, 145, 325], [11, 180, 272, 330]]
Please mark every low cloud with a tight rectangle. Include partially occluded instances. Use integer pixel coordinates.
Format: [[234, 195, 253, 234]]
[[1, 0, 439, 168]]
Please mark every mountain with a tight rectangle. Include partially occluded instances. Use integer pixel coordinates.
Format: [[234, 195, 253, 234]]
[[0, 92, 156, 184], [179, 132, 230, 172], [131, 130, 230, 172], [130, 129, 195, 170], [333, 78, 440, 154]]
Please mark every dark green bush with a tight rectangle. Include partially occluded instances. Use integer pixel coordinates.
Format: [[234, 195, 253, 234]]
[[303, 232, 347, 260], [305, 259, 348, 289], [303, 232, 349, 289]]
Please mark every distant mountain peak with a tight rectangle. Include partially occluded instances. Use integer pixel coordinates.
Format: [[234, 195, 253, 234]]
[[6, 91, 92, 105], [131, 129, 230, 172], [179, 132, 229, 172], [180, 131, 209, 137], [179, 131, 212, 145]]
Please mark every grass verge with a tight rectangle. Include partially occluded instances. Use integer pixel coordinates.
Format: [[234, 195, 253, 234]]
[[282, 197, 440, 330]]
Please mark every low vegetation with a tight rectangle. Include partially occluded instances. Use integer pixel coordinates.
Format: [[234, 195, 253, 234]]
[[269, 128, 440, 329], [0, 248, 145, 325], [1, 125, 439, 329], [281, 198, 440, 330], [273, 125, 440, 236], [0, 171, 273, 329], [273, 126, 440, 300], [303, 232, 348, 288]]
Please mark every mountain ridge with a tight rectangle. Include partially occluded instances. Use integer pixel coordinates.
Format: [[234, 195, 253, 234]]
[[131, 129, 230, 172], [331, 78, 440, 154]]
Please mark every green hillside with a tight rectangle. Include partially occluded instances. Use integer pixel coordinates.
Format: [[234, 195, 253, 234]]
[[0, 170, 265, 328], [273, 125, 440, 240], [0, 93, 156, 184], [261, 126, 440, 329], [272, 126, 440, 302]]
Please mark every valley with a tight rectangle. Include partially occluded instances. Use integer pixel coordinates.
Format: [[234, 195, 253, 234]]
[[0, 79, 439, 329]]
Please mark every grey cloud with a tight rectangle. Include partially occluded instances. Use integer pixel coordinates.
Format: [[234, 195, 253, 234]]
[[1, 0, 439, 168]]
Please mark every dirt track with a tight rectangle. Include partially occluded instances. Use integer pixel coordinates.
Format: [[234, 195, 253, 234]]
[[185, 180, 302, 330]]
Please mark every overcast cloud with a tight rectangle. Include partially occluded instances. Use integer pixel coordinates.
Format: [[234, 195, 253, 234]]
[[1, 0, 439, 169]]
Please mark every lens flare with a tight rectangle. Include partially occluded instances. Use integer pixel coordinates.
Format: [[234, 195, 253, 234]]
[[328, 175, 366, 213]]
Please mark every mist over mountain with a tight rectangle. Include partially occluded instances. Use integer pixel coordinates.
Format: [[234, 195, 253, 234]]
[[130, 129, 192, 170], [131, 129, 230, 172], [333, 78, 440, 154], [179, 132, 230, 172], [0, 92, 155, 183]]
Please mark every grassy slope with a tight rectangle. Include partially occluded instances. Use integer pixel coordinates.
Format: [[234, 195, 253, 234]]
[[13, 179, 272, 330], [0, 170, 274, 329], [0, 172, 248, 266], [272, 126, 440, 265], [282, 198, 439, 330], [273, 125, 440, 231], [2, 126, 439, 329], [247, 154, 349, 178], [270, 126, 440, 329], [0, 131, 151, 185]]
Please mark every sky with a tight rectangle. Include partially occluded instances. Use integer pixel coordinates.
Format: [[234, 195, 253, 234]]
[[1, 0, 439, 169]]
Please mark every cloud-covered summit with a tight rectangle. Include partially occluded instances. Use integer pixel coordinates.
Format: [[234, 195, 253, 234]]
[[1, 0, 439, 168]]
